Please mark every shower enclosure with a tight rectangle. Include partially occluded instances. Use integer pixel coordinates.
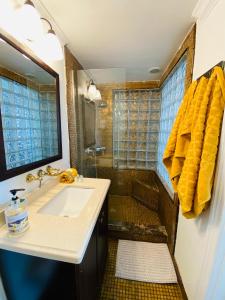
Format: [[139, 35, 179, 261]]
[[70, 54, 187, 253]]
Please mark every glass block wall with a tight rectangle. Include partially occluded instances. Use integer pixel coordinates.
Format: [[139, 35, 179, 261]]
[[0, 76, 58, 170], [113, 89, 161, 170], [157, 56, 187, 190], [39, 91, 58, 158]]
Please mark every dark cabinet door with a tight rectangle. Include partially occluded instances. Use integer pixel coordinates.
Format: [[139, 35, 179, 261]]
[[76, 226, 98, 300], [76, 197, 108, 300], [97, 198, 108, 290], [0, 250, 76, 300]]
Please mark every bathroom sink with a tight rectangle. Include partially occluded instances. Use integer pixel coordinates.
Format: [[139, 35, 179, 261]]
[[38, 186, 94, 218]]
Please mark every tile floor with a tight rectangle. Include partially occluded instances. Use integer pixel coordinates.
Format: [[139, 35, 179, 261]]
[[108, 195, 160, 226], [99, 239, 183, 300]]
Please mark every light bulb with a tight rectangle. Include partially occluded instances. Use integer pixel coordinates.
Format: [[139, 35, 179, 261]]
[[31, 28, 63, 62], [88, 82, 97, 100], [31, 30, 63, 61], [15, 0, 43, 41], [45, 30, 63, 60], [95, 90, 102, 100]]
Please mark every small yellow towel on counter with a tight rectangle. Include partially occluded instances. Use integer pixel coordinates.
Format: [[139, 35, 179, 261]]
[[60, 172, 74, 183], [177, 66, 225, 218], [163, 81, 198, 191], [60, 171, 75, 183], [67, 168, 78, 177], [59, 168, 78, 184]]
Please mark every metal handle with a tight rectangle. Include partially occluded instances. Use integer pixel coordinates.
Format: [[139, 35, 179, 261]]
[[85, 147, 96, 156], [95, 146, 106, 152], [37, 169, 47, 178], [46, 165, 62, 176]]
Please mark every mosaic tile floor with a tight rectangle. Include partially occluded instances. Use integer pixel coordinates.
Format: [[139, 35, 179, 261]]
[[108, 195, 160, 226], [99, 239, 183, 300]]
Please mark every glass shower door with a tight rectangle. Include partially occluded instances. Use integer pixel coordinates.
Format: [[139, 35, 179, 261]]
[[75, 70, 97, 178], [82, 98, 97, 178], [83, 146, 97, 178]]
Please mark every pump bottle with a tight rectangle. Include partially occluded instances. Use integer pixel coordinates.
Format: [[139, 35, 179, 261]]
[[4, 189, 29, 235]]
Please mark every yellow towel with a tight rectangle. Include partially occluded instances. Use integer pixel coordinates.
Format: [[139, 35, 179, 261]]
[[163, 81, 198, 191], [67, 168, 78, 177], [178, 66, 225, 218], [176, 77, 209, 216], [60, 171, 74, 183]]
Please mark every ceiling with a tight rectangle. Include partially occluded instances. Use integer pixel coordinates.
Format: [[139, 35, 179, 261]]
[[0, 39, 54, 85], [39, 0, 198, 83]]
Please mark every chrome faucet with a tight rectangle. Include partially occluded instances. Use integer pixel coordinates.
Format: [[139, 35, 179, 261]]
[[26, 165, 62, 188]]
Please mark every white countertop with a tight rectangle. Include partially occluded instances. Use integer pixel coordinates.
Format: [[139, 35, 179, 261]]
[[0, 178, 110, 264]]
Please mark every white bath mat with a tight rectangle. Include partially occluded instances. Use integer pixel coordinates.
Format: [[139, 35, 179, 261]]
[[115, 240, 177, 284]]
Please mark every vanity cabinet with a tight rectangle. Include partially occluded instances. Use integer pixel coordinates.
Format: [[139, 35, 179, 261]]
[[76, 198, 108, 300], [0, 197, 108, 300], [76, 225, 98, 300], [96, 198, 108, 289]]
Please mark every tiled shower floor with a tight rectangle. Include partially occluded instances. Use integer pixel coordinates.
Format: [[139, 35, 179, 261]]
[[99, 239, 183, 300], [108, 195, 161, 226]]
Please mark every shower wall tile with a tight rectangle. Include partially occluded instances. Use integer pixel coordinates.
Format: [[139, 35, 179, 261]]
[[96, 82, 160, 170], [112, 89, 161, 170], [97, 167, 154, 196]]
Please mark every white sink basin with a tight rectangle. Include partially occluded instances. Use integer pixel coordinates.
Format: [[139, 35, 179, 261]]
[[38, 186, 94, 218]]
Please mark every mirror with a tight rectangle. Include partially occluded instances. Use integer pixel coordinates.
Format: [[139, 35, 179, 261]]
[[0, 33, 62, 181]]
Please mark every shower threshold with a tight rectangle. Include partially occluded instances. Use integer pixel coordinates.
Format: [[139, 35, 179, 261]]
[[108, 195, 167, 244], [108, 221, 167, 243]]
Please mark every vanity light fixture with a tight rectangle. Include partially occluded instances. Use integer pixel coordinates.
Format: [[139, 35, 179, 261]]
[[95, 89, 102, 101], [39, 18, 63, 61], [16, 0, 43, 41], [88, 80, 97, 100], [13, 1, 63, 61]]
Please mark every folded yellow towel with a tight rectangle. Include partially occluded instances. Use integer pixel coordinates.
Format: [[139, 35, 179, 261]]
[[176, 76, 209, 217], [163, 81, 198, 191], [60, 171, 74, 184], [163, 66, 225, 218], [67, 168, 78, 177], [177, 67, 225, 218]]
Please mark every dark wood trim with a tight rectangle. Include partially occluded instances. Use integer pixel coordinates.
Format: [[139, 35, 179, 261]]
[[56, 74, 63, 162], [0, 31, 62, 181], [0, 105, 6, 178]]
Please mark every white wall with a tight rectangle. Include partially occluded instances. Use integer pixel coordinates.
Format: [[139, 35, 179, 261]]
[[175, 0, 225, 299]]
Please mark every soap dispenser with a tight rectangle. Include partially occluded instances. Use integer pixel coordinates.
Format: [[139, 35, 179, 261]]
[[4, 189, 29, 236]]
